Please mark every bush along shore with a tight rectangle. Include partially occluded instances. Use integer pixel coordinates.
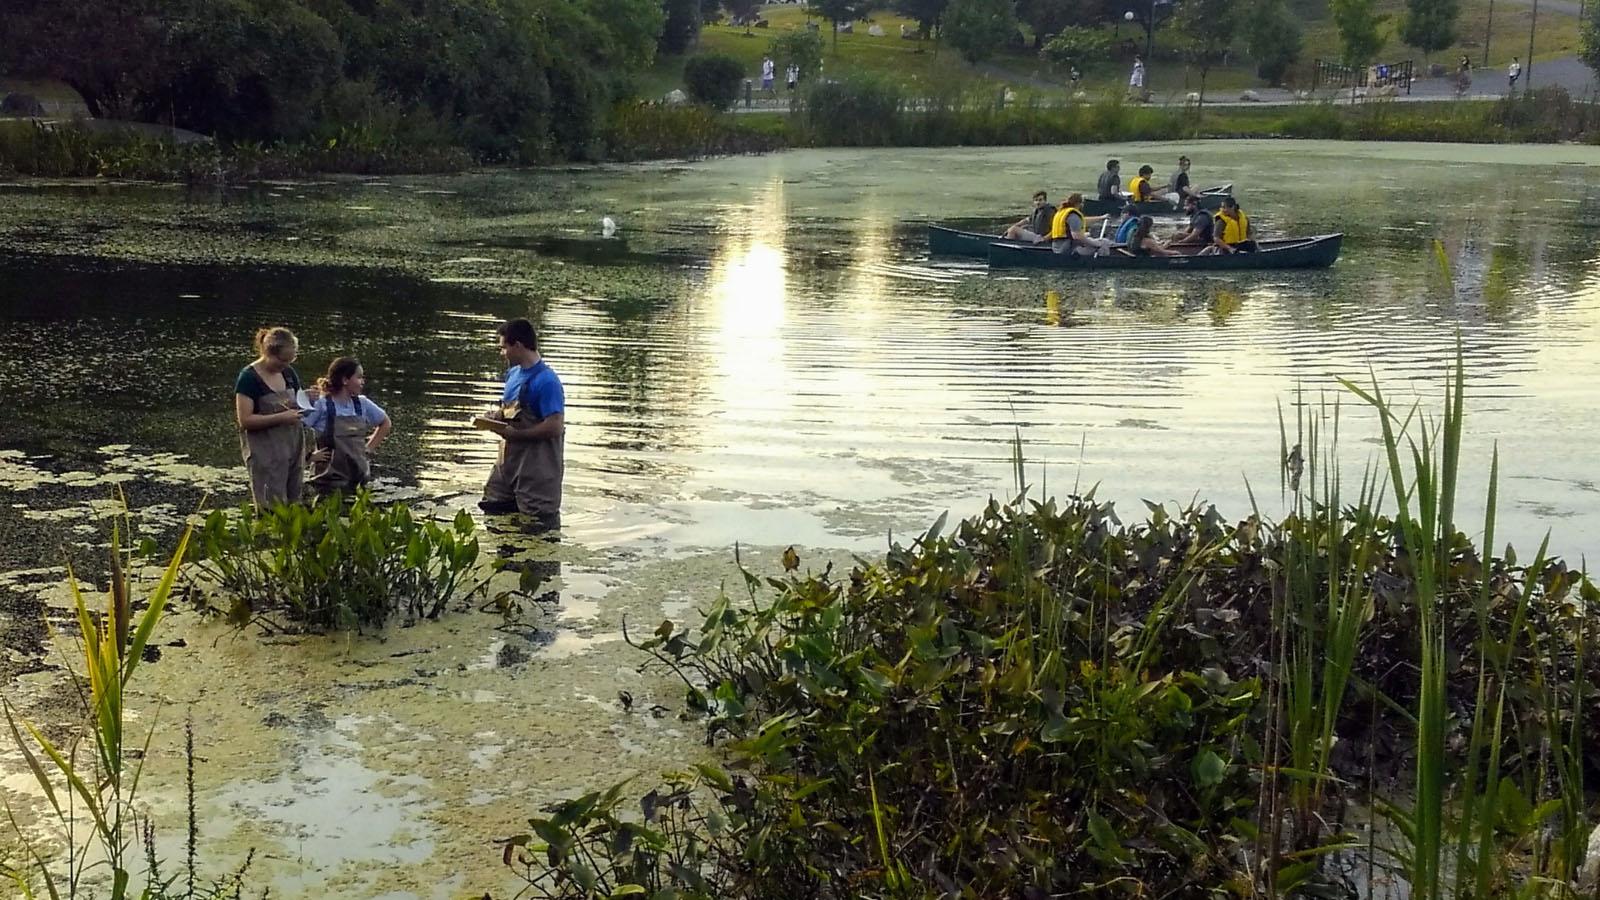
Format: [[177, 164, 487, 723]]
[[502, 357, 1600, 898], [4, 85, 1597, 181]]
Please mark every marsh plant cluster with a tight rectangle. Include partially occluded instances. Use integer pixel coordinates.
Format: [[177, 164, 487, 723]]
[[505, 363, 1598, 899]]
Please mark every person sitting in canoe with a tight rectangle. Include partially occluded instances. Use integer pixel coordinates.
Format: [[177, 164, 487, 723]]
[[1096, 160, 1121, 202], [1050, 192, 1115, 256], [1168, 195, 1215, 248], [1128, 166, 1157, 203], [1128, 216, 1178, 256], [1002, 190, 1055, 243], [1155, 155, 1193, 206], [1112, 203, 1141, 245], [1213, 196, 1255, 253]]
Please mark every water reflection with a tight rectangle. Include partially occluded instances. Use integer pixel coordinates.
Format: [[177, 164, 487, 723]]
[[2, 142, 1600, 557]]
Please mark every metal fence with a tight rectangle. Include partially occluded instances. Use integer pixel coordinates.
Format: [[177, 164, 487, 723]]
[[1311, 59, 1414, 94]]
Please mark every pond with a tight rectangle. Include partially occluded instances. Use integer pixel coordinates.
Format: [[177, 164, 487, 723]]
[[2, 140, 1599, 896]]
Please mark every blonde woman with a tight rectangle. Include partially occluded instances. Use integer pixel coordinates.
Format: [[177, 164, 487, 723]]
[[234, 326, 313, 508]]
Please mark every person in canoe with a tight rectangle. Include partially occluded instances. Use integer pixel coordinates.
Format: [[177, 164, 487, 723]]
[[1157, 155, 1193, 206], [1002, 190, 1055, 243], [1127, 216, 1178, 256], [1128, 166, 1158, 203], [1168, 195, 1216, 248], [1050, 192, 1115, 256], [303, 356, 392, 495], [1096, 160, 1121, 202], [1212, 195, 1256, 253], [1113, 203, 1141, 245]]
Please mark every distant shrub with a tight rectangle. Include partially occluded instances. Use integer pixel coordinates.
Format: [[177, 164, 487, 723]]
[[602, 102, 784, 160], [683, 54, 747, 109], [792, 75, 906, 145]]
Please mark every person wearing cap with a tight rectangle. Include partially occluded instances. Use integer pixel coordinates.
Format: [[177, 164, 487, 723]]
[[1128, 165, 1157, 203], [1113, 203, 1141, 245], [1096, 160, 1121, 202], [1002, 189, 1055, 243], [1157, 155, 1194, 206]]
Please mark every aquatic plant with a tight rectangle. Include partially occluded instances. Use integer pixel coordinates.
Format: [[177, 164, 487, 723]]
[[188, 493, 484, 633], [503, 364, 1600, 898], [0, 503, 255, 899]]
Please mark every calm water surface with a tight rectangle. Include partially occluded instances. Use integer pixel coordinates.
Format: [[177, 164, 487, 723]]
[[3, 142, 1599, 556], [2, 141, 1600, 896]]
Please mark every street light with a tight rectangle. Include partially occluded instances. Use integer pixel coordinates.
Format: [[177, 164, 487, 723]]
[[1125, 0, 1163, 60]]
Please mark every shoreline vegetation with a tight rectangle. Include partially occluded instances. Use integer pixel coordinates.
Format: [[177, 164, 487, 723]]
[[7, 358, 1600, 897], [3, 85, 1597, 181]]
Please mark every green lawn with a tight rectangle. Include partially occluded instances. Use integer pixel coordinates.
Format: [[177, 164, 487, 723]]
[[637, 0, 1581, 100]]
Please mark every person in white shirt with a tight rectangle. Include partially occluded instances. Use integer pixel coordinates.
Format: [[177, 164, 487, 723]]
[[1128, 55, 1146, 100], [761, 57, 776, 95], [1508, 57, 1522, 92], [786, 63, 799, 91]]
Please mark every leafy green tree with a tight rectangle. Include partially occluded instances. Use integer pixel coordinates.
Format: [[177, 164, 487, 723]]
[[1331, 0, 1386, 69], [1581, 0, 1600, 82], [1039, 26, 1112, 70], [894, 0, 950, 38], [658, 0, 704, 54], [1399, 0, 1459, 63], [0, 0, 170, 119], [683, 53, 746, 107], [724, 0, 761, 32], [769, 29, 825, 78], [943, 0, 1017, 62], [812, 0, 868, 48], [1245, 0, 1303, 84], [1170, 0, 1238, 103], [1015, 0, 1112, 50]]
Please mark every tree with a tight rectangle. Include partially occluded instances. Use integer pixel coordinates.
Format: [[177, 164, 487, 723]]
[[1580, 0, 1600, 82], [683, 53, 746, 107], [1015, 0, 1114, 49], [1244, 0, 1302, 84], [724, 0, 761, 32], [769, 29, 825, 78], [1039, 26, 1112, 70], [1331, 0, 1386, 70], [1170, 0, 1238, 104], [1399, 0, 1459, 62], [812, 0, 868, 48], [658, 0, 704, 54], [944, 0, 1017, 62], [894, 0, 951, 39]]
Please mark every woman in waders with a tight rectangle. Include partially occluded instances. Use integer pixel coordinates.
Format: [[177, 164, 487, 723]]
[[303, 356, 392, 496], [234, 327, 312, 510]]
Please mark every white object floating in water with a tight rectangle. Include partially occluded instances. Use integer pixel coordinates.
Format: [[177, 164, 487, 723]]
[[601, 216, 617, 237]]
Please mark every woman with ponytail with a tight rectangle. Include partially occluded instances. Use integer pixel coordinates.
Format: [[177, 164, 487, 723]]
[[234, 326, 311, 508], [302, 356, 391, 495]]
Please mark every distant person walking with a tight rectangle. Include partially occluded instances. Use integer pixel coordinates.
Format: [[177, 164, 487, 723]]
[[1128, 55, 1146, 100], [786, 63, 799, 92], [1508, 57, 1522, 92], [761, 56, 776, 95]]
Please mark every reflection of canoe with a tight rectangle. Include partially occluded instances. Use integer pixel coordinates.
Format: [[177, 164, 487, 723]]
[[1082, 183, 1233, 217], [987, 234, 1343, 270]]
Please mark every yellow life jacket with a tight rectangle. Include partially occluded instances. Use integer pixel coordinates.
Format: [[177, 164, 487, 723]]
[[1050, 206, 1082, 240], [1129, 176, 1151, 202], [1217, 209, 1249, 244]]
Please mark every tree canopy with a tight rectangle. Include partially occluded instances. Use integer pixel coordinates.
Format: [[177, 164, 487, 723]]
[[1399, 0, 1460, 60], [0, 0, 668, 160], [1331, 0, 1387, 68], [943, 0, 1018, 62]]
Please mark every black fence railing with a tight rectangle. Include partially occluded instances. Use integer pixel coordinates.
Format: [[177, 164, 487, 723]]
[[1311, 59, 1414, 94]]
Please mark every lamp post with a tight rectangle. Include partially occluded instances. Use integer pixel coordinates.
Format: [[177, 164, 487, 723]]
[[1124, 3, 1154, 59]]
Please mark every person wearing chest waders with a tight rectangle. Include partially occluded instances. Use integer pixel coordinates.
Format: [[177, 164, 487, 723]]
[[234, 327, 315, 509], [477, 318, 566, 531], [302, 357, 392, 495]]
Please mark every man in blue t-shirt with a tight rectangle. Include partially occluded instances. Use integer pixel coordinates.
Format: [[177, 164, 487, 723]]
[[479, 318, 566, 530]]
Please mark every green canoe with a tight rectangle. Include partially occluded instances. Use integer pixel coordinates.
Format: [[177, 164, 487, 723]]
[[985, 234, 1343, 271]]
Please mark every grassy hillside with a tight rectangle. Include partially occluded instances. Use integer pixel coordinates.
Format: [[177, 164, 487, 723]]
[[637, 0, 1581, 100]]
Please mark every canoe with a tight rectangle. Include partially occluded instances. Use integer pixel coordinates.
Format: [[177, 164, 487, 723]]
[[1081, 183, 1233, 217], [985, 234, 1343, 270], [928, 185, 1235, 257], [928, 225, 1040, 258]]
